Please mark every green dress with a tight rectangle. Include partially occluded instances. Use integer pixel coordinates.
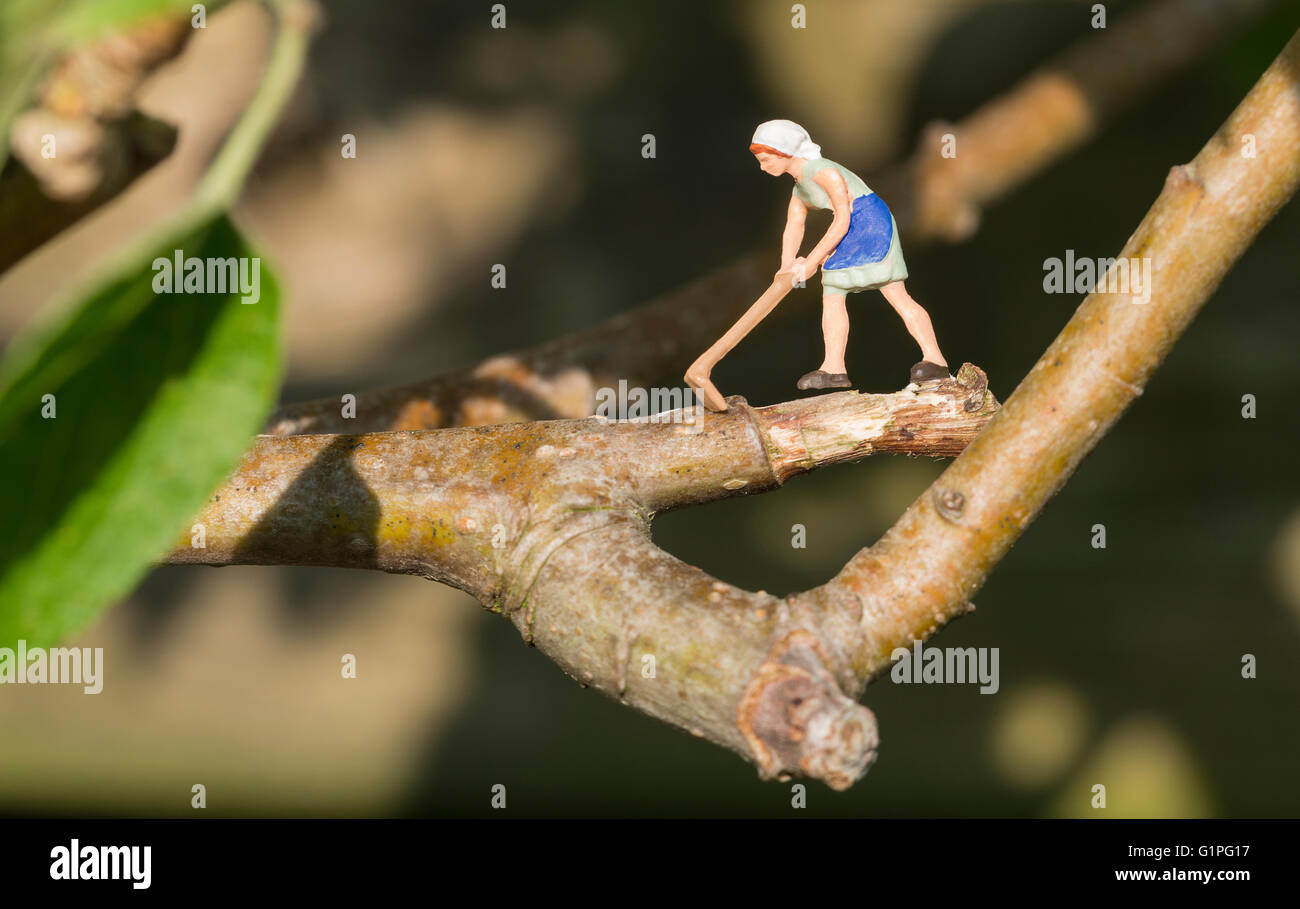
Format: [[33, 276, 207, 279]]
[[792, 158, 908, 293]]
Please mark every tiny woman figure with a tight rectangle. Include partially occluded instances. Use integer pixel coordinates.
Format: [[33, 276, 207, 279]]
[[750, 119, 949, 389]]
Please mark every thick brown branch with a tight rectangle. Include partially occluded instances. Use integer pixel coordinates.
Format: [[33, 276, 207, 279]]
[[265, 0, 1273, 436], [171, 373, 997, 786], [175, 369, 997, 576]]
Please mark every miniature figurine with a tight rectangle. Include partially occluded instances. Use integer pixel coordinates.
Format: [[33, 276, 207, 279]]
[[686, 119, 950, 412]]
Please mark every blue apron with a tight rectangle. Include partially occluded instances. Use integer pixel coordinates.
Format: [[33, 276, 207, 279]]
[[824, 193, 893, 270]]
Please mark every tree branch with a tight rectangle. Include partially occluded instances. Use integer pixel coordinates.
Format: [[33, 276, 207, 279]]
[[892, 0, 1280, 241], [172, 371, 996, 789], [265, 0, 1276, 436], [173, 367, 997, 576], [174, 28, 1300, 789], [806, 26, 1300, 696]]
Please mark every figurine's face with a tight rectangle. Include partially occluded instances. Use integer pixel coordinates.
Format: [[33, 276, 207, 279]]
[[753, 151, 789, 176]]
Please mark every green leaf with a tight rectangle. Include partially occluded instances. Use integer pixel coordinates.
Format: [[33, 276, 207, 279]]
[[0, 212, 282, 646]]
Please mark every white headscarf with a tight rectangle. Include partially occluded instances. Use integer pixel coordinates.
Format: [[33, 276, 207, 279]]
[[751, 119, 821, 159]]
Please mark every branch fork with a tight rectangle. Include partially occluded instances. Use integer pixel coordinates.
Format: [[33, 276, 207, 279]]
[[171, 368, 998, 787]]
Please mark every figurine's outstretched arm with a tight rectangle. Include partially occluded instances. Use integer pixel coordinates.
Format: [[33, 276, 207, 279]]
[[799, 168, 852, 274], [779, 195, 807, 273]]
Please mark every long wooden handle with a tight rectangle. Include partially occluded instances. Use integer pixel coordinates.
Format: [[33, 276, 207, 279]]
[[685, 272, 796, 412], [690, 272, 795, 373]]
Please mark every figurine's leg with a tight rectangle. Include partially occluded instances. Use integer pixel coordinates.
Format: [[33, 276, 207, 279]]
[[819, 292, 850, 374], [880, 281, 947, 366], [797, 291, 854, 390]]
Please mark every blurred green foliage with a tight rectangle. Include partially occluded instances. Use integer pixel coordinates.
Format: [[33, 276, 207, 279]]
[[0, 213, 281, 646]]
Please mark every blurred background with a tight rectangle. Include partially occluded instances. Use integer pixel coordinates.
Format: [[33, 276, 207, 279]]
[[1, 0, 1298, 817]]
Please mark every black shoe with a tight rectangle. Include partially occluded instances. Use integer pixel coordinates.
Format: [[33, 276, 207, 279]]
[[909, 360, 951, 384], [797, 370, 852, 390]]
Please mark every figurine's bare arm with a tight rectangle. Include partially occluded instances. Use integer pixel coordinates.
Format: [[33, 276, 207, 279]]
[[779, 195, 807, 274], [797, 168, 852, 277]]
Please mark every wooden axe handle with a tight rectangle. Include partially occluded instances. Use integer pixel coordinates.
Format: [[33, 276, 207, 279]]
[[685, 271, 797, 412]]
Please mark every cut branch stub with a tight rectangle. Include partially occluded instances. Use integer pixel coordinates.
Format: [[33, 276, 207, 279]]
[[739, 630, 880, 789]]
